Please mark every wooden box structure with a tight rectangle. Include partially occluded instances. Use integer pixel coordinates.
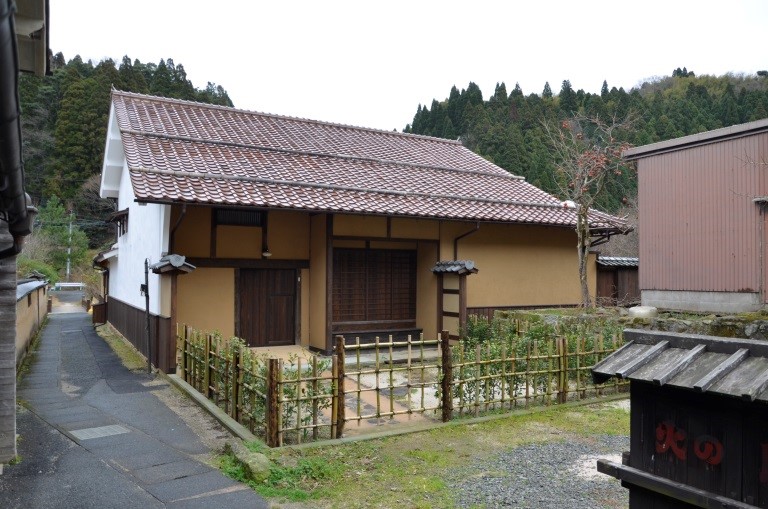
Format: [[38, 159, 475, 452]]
[[593, 329, 768, 508], [596, 256, 639, 306]]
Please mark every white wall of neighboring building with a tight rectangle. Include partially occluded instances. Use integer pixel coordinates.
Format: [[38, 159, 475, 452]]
[[101, 107, 170, 316]]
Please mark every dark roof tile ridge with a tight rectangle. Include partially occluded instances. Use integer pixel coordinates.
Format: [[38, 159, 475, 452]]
[[120, 128, 527, 182], [130, 166, 567, 210], [111, 89, 465, 146]]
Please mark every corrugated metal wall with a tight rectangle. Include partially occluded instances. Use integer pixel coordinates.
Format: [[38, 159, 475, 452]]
[[639, 133, 768, 293]]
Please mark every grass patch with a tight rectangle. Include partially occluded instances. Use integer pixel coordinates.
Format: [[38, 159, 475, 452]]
[[95, 324, 146, 371], [251, 399, 629, 508], [220, 451, 341, 502], [16, 317, 48, 382]]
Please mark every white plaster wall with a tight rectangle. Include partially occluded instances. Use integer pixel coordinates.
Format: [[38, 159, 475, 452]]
[[106, 151, 170, 316]]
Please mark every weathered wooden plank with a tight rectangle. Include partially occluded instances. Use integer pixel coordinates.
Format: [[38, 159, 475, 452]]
[[616, 341, 669, 378], [652, 344, 707, 386], [693, 348, 749, 393]]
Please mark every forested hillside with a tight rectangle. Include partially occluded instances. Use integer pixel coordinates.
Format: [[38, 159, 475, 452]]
[[18, 57, 768, 262], [18, 52, 232, 246], [404, 69, 768, 212]]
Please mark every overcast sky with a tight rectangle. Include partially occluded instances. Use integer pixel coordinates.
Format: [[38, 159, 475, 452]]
[[49, 0, 767, 131]]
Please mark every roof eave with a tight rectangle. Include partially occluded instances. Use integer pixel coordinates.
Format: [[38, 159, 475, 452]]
[[134, 196, 625, 231], [624, 118, 768, 161]]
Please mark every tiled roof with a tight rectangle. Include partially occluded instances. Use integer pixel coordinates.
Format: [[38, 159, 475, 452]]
[[112, 90, 629, 232], [597, 256, 638, 268], [431, 260, 478, 274], [17, 280, 46, 301]]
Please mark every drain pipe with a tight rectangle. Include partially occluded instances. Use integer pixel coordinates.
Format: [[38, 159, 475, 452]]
[[168, 203, 187, 252], [453, 222, 480, 260]]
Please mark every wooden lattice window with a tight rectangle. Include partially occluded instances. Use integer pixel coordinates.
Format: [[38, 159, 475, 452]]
[[332, 248, 416, 324], [214, 208, 266, 227]]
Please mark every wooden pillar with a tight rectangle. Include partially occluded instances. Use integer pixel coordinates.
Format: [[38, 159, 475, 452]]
[[441, 330, 453, 422]]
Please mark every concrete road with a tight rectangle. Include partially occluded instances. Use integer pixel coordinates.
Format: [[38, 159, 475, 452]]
[[0, 312, 268, 509]]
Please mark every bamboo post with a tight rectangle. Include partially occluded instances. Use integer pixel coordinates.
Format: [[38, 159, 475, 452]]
[[474, 343, 481, 416], [458, 342, 465, 416], [188, 329, 195, 387], [312, 356, 319, 441], [204, 334, 212, 398], [266, 358, 280, 447], [330, 352, 338, 439], [235, 346, 244, 422], [557, 336, 567, 404], [374, 335, 381, 419], [179, 325, 187, 379], [249, 356, 257, 432], [335, 335, 346, 439], [230, 348, 240, 421], [277, 359, 284, 446], [388, 335, 394, 419], [440, 330, 452, 422], [500, 342, 507, 409], [296, 358, 303, 444]]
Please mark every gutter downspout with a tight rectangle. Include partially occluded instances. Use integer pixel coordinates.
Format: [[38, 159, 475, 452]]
[[0, 1, 36, 258], [454, 222, 480, 260], [169, 203, 187, 252]]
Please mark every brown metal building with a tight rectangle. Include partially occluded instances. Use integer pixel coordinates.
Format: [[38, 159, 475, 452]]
[[625, 119, 768, 313]]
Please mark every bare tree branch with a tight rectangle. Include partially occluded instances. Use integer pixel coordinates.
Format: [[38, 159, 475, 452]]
[[543, 113, 636, 307]]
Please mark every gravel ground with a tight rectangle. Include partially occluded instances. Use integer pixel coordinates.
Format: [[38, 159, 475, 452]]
[[452, 435, 629, 509]]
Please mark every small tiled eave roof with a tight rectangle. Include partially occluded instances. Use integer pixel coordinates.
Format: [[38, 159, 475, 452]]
[[111, 90, 630, 234], [592, 329, 768, 403], [17, 280, 47, 301], [596, 256, 638, 268], [432, 260, 478, 275]]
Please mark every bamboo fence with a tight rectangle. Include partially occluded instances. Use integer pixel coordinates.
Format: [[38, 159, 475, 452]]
[[176, 320, 627, 447]]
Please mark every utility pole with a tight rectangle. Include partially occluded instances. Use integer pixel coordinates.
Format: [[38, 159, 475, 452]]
[[65, 211, 73, 281]]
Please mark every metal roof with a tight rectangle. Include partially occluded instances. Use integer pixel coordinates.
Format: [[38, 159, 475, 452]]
[[596, 256, 638, 268], [592, 329, 768, 403], [623, 118, 768, 160]]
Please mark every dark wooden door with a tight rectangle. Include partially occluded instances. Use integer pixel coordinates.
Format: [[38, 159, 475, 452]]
[[239, 269, 296, 347]]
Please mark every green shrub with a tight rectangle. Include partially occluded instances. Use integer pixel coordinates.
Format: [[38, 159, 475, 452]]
[[450, 315, 623, 408]]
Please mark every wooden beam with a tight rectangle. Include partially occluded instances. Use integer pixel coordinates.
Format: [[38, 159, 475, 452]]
[[436, 273, 443, 336], [459, 275, 467, 335], [186, 258, 309, 269], [326, 214, 333, 354], [597, 459, 755, 509], [209, 208, 217, 258]]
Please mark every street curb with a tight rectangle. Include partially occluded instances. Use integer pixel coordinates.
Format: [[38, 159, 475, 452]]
[[163, 373, 259, 443]]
